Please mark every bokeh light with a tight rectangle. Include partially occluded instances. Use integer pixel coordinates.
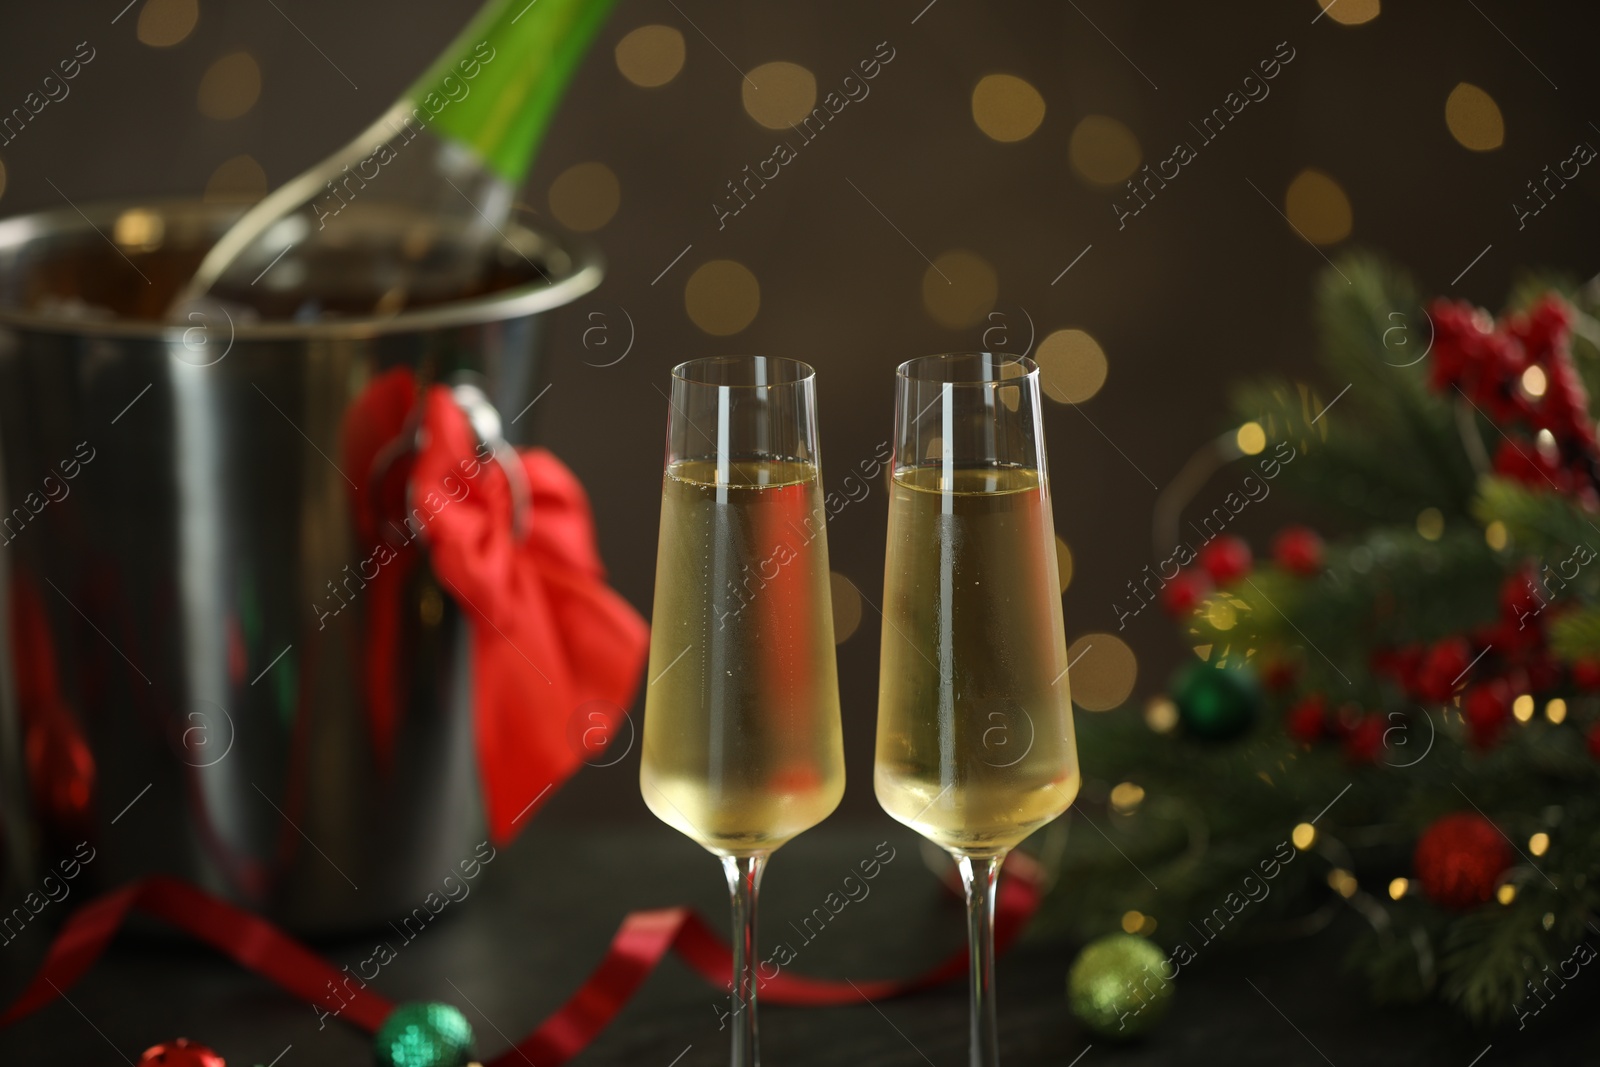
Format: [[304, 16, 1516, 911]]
[[1055, 535, 1074, 593], [1236, 421, 1267, 455], [615, 24, 686, 88], [113, 209, 164, 252], [198, 51, 261, 120], [830, 572, 863, 644], [1317, 0, 1380, 24], [1036, 328, 1108, 404], [204, 154, 267, 203], [138, 0, 199, 47], [685, 259, 760, 335], [1110, 781, 1145, 813], [971, 74, 1046, 143], [921, 250, 997, 329], [1066, 633, 1137, 711], [1284, 168, 1353, 245], [1484, 520, 1508, 551], [1415, 507, 1444, 541], [1069, 115, 1141, 185], [1121, 910, 1154, 935], [743, 62, 817, 130], [1445, 82, 1504, 151], [548, 162, 620, 232], [1144, 696, 1179, 733]]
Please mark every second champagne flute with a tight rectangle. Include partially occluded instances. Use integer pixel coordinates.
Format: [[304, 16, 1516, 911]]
[[874, 353, 1080, 1067], [640, 356, 846, 1067]]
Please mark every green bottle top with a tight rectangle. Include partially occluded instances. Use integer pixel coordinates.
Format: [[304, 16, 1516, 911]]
[[405, 0, 617, 185]]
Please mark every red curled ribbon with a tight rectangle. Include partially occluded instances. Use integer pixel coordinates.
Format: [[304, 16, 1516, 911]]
[[1, 853, 1041, 1065]]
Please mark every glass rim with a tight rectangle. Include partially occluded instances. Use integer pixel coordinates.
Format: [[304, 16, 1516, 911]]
[[670, 355, 816, 389], [896, 352, 1038, 387]]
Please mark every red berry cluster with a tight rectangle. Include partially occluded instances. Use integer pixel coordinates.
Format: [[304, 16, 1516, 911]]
[[1428, 295, 1599, 501], [1362, 565, 1600, 751], [1278, 549, 1600, 754], [1363, 572, 1563, 748], [1282, 691, 1388, 762], [1285, 569, 1600, 757], [1161, 528, 1324, 617]]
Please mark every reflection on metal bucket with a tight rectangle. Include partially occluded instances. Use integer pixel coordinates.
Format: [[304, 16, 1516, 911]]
[[0, 199, 601, 932]]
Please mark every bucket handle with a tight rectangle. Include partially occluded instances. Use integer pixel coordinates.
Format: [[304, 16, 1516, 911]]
[[448, 379, 533, 542], [364, 378, 533, 544]]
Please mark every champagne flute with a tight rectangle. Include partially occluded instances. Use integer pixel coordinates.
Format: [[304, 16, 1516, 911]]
[[874, 353, 1080, 1067], [641, 356, 846, 1067]]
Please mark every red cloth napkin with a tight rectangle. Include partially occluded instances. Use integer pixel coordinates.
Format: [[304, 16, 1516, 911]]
[[341, 370, 648, 844]]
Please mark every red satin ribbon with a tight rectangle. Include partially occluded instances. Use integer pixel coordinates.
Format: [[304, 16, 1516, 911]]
[[1, 854, 1041, 1066]]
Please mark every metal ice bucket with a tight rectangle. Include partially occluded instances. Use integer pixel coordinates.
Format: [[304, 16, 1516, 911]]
[[0, 200, 600, 933]]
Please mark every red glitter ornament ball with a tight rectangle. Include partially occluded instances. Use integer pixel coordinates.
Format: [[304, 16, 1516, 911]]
[[1198, 536, 1253, 584], [1412, 812, 1513, 910], [137, 1039, 225, 1067]]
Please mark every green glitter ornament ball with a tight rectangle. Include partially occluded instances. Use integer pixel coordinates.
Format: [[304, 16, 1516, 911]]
[[1172, 660, 1262, 741], [1067, 933, 1174, 1038], [373, 1002, 477, 1067]]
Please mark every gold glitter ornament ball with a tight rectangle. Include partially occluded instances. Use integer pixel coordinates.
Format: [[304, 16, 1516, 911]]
[[1066, 933, 1173, 1038]]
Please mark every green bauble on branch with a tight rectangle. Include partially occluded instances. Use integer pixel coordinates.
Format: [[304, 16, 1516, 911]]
[[1172, 660, 1263, 741], [1067, 933, 1174, 1038]]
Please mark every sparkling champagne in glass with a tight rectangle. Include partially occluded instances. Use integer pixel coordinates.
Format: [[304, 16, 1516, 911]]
[[874, 353, 1079, 1067], [641, 357, 845, 1067]]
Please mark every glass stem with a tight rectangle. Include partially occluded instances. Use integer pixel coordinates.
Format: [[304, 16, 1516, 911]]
[[722, 853, 767, 1067], [957, 853, 1004, 1067]]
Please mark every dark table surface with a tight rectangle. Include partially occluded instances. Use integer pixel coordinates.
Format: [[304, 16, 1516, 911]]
[[1, 819, 1589, 1066]]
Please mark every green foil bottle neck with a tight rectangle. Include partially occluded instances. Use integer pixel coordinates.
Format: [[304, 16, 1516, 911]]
[[403, 0, 616, 186]]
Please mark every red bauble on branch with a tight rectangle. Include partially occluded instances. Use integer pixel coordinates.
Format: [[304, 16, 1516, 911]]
[[1571, 658, 1600, 692], [1413, 812, 1514, 910], [1272, 526, 1325, 576], [1161, 569, 1212, 617], [1413, 637, 1474, 702], [1342, 714, 1385, 763], [1462, 680, 1512, 749], [1285, 692, 1326, 742], [1198, 536, 1253, 584], [1260, 657, 1298, 692]]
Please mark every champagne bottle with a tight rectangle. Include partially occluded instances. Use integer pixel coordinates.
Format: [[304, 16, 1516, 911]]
[[174, 0, 616, 318]]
